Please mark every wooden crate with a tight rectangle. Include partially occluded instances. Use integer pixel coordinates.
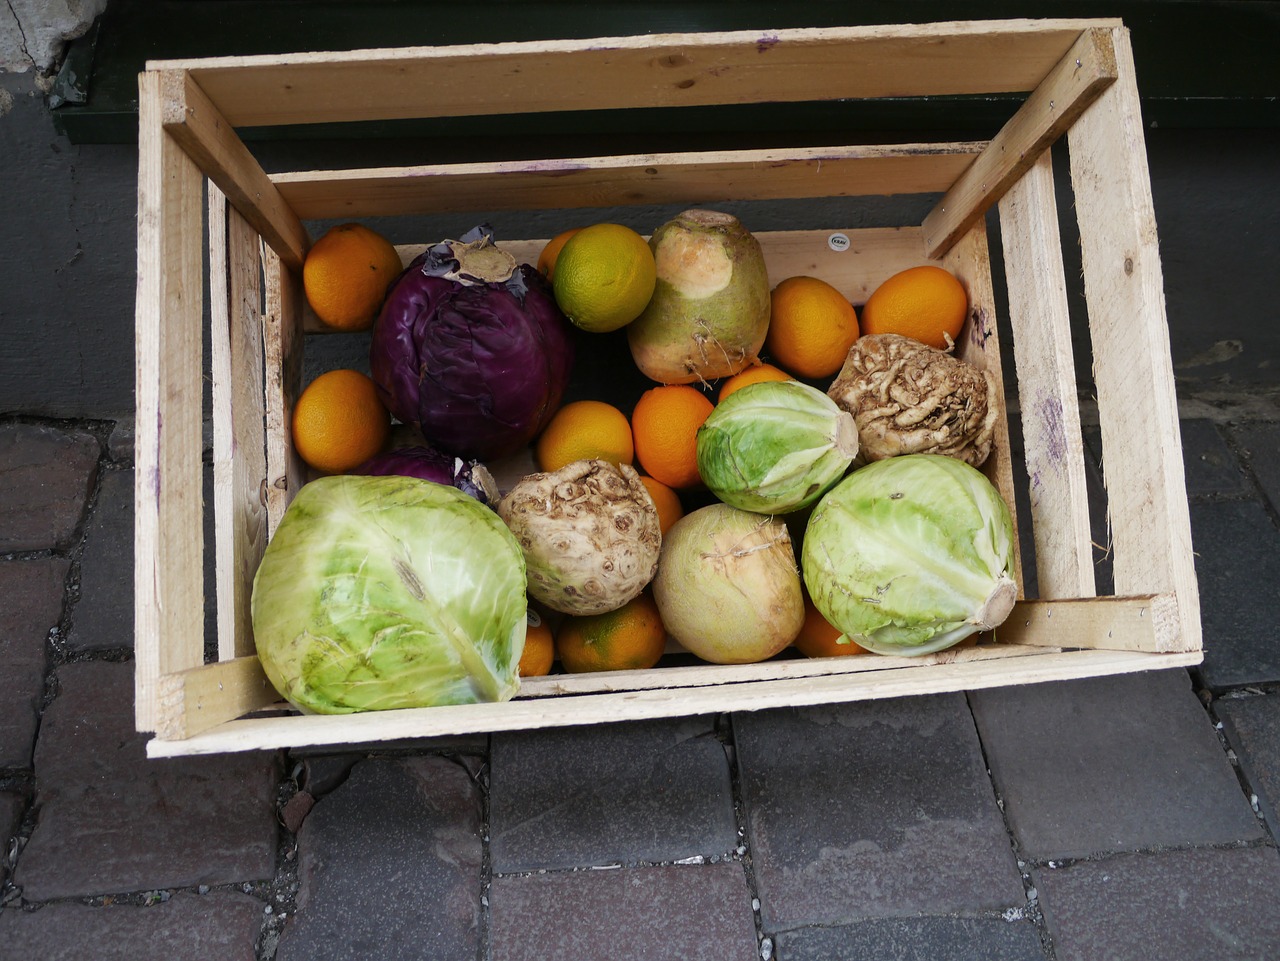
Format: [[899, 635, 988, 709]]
[[135, 20, 1201, 757]]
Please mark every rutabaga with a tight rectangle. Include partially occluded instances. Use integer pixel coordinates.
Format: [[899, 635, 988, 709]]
[[653, 504, 804, 664], [696, 380, 859, 514], [626, 210, 770, 385], [251, 474, 528, 714], [802, 454, 1017, 656]]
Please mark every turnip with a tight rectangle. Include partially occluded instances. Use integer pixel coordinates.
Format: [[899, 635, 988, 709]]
[[627, 210, 770, 385], [652, 504, 803, 664], [497, 459, 661, 616]]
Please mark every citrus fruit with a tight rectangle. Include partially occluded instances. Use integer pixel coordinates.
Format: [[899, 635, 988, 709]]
[[535, 400, 634, 473], [555, 592, 667, 673], [638, 475, 684, 536], [630, 384, 715, 489], [291, 369, 391, 474], [302, 223, 404, 332], [859, 265, 968, 351], [717, 362, 794, 402], [552, 223, 657, 333], [536, 228, 582, 281], [793, 594, 868, 659], [518, 610, 556, 678], [765, 276, 860, 379]]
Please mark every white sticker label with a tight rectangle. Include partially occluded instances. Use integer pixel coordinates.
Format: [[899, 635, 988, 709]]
[[827, 233, 851, 252], [526, 609, 542, 628]]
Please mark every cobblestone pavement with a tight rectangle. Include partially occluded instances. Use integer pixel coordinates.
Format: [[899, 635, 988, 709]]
[[2, 411, 1279, 960]]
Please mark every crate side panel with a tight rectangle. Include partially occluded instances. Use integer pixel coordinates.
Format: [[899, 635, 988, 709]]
[[262, 248, 306, 533], [147, 648, 1198, 757], [134, 73, 208, 732], [270, 144, 984, 221], [209, 190, 268, 661], [169, 22, 1107, 128], [942, 222, 1022, 595], [1067, 28, 1201, 653], [922, 26, 1117, 259], [998, 152, 1096, 600]]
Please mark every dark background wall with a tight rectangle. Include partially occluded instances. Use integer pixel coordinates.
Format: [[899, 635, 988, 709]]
[[1, 3, 1278, 421]]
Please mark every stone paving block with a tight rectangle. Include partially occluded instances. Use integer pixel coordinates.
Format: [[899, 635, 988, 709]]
[[13, 661, 279, 900], [1216, 692, 1280, 835], [1178, 418, 1253, 497], [774, 916, 1045, 961], [1189, 497, 1280, 688], [489, 716, 737, 873], [0, 890, 264, 961], [276, 756, 482, 961], [67, 468, 133, 652], [969, 669, 1261, 861], [1032, 845, 1280, 961], [1228, 422, 1280, 510], [488, 862, 758, 961], [0, 424, 100, 551], [0, 557, 68, 768], [734, 695, 1024, 930], [1, 790, 24, 887]]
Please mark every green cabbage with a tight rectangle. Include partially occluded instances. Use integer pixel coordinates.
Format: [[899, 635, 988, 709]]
[[802, 454, 1017, 655], [696, 380, 859, 514], [251, 474, 527, 713]]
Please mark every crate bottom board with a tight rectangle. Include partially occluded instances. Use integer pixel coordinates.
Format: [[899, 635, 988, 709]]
[[145, 646, 1200, 757]]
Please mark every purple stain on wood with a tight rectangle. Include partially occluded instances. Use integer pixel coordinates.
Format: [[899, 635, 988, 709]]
[[756, 35, 781, 52], [967, 307, 992, 348], [1035, 392, 1068, 464]]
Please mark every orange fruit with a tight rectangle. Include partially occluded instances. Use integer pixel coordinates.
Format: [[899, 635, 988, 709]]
[[536, 228, 582, 281], [535, 400, 634, 473], [555, 592, 667, 673], [860, 265, 968, 351], [717, 362, 795, 402], [302, 223, 404, 331], [638, 475, 684, 536], [518, 610, 556, 678], [552, 223, 657, 332], [291, 369, 391, 474], [793, 595, 869, 659], [765, 276, 860, 379], [630, 385, 715, 489]]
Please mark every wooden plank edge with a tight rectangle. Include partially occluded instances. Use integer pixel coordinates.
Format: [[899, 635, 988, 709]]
[[270, 142, 987, 220], [154, 656, 278, 741], [146, 20, 1123, 73], [921, 26, 1118, 259], [997, 150, 1096, 598], [995, 593, 1189, 653], [158, 69, 309, 271], [146, 647, 1199, 757]]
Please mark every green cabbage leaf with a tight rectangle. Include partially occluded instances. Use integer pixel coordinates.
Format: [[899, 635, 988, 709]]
[[251, 474, 527, 714], [802, 454, 1017, 655]]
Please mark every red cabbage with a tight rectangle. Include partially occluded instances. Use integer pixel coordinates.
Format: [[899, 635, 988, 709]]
[[369, 226, 574, 461], [353, 446, 499, 506]]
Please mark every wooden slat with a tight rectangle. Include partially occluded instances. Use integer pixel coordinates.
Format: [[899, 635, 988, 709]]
[[272, 143, 984, 220], [998, 151, 1096, 599], [149, 22, 1114, 128], [159, 70, 309, 271], [262, 246, 307, 534], [921, 26, 1118, 259], [209, 189, 269, 661], [941, 222, 1022, 594], [147, 647, 1198, 757], [155, 656, 278, 741], [996, 594, 1178, 652], [134, 72, 207, 733], [1067, 27, 1202, 654]]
